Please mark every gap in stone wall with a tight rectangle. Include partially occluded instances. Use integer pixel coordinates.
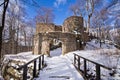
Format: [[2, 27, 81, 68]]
[[50, 38, 62, 57]]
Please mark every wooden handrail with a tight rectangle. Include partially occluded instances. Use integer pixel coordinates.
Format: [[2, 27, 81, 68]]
[[74, 53, 112, 80], [18, 54, 43, 70], [17, 54, 44, 80], [74, 53, 112, 70]]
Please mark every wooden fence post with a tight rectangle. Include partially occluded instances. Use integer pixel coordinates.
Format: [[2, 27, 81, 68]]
[[96, 64, 100, 80], [39, 57, 41, 70], [33, 60, 37, 78], [84, 59, 87, 77], [42, 55, 44, 68], [23, 65, 27, 80], [78, 56, 80, 70], [74, 54, 76, 66]]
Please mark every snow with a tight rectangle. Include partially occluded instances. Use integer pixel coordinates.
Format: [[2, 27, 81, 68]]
[[2, 49, 84, 80], [35, 48, 84, 80], [50, 48, 62, 56], [1, 39, 120, 80], [67, 49, 120, 68], [1, 52, 41, 80], [4, 52, 38, 63], [34, 47, 119, 80], [63, 48, 120, 80], [85, 39, 116, 50]]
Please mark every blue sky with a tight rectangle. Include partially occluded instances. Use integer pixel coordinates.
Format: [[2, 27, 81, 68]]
[[25, 0, 119, 26], [26, 0, 76, 25]]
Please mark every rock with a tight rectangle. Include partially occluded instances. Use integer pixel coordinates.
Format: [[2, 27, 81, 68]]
[[1, 58, 34, 80], [7, 67, 21, 79]]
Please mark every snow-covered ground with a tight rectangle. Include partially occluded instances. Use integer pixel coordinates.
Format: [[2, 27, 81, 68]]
[[35, 47, 120, 80], [1, 39, 120, 80], [35, 48, 84, 80], [85, 39, 116, 50], [35, 56, 84, 80], [2, 48, 120, 80], [64, 49, 120, 79], [1, 49, 84, 80], [50, 48, 62, 56], [4, 51, 39, 63]]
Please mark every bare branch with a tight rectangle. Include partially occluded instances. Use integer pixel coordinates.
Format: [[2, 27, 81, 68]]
[[0, 1, 6, 7], [35, 7, 55, 23]]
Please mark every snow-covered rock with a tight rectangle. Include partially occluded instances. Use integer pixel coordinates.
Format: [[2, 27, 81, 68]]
[[1, 52, 38, 80]]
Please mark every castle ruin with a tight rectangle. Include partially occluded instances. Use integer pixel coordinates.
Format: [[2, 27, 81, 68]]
[[33, 16, 88, 56]]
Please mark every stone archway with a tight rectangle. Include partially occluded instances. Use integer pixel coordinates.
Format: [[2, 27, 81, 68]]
[[33, 32, 77, 56]]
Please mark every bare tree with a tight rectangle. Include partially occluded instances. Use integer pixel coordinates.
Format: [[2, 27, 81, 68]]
[[21, 24, 27, 47], [91, 9, 108, 47], [0, 0, 9, 65], [106, 0, 119, 10], [70, 0, 101, 32], [70, 4, 80, 16], [26, 20, 34, 51], [113, 18, 120, 47], [69, 0, 85, 16], [85, 0, 101, 33], [35, 7, 55, 23], [19, 21, 34, 52], [6, 4, 17, 54]]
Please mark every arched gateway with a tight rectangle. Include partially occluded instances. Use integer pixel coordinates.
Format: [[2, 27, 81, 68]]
[[33, 32, 77, 56], [33, 16, 88, 56]]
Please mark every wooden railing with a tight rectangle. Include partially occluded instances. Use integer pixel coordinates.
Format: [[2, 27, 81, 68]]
[[74, 53, 112, 80], [17, 54, 44, 80]]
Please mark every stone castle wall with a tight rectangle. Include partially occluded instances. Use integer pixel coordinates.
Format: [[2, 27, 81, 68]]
[[36, 23, 62, 34], [36, 23, 55, 34], [33, 16, 88, 56]]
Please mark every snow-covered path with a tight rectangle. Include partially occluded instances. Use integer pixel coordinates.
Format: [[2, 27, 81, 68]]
[[35, 48, 84, 80]]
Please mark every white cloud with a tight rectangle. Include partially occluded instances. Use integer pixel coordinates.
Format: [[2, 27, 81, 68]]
[[54, 0, 67, 8]]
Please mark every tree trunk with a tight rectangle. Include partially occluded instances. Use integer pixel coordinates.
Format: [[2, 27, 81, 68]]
[[15, 27, 19, 54], [88, 15, 90, 32], [0, 27, 3, 64], [24, 32, 27, 47], [0, 0, 9, 65], [87, 14, 92, 33]]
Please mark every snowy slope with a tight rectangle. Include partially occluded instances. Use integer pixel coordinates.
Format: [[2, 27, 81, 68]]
[[4, 52, 38, 62], [35, 48, 84, 80], [63, 49, 120, 80], [85, 39, 116, 50]]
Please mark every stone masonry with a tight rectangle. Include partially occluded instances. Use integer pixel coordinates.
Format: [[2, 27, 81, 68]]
[[33, 16, 88, 56]]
